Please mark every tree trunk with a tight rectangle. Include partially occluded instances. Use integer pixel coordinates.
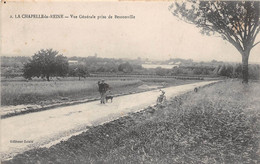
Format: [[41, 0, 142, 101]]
[[241, 52, 249, 84]]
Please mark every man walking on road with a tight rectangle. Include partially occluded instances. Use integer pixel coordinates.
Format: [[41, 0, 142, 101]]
[[98, 79, 109, 104]]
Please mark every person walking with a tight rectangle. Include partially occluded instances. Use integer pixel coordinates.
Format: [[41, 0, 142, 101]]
[[98, 79, 109, 104]]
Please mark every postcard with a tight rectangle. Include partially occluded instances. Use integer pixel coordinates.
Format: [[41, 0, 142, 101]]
[[1, 0, 259, 163]]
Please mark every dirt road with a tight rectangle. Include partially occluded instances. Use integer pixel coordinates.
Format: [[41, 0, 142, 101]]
[[1, 81, 218, 160]]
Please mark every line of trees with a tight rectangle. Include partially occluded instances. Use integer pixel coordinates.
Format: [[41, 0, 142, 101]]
[[22, 49, 139, 81], [152, 64, 260, 80], [215, 64, 260, 79], [14, 48, 260, 81]]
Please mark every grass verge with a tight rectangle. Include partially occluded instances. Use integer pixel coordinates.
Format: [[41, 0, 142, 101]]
[[3, 80, 259, 164]]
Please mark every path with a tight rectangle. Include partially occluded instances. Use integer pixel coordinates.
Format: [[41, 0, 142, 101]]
[[1, 81, 218, 160]]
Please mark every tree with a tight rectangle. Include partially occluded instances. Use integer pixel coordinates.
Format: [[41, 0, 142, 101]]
[[23, 49, 69, 81], [69, 64, 89, 80], [118, 62, 133, 73], [170, 1, 259, 83], [155, 67, 170, 76]]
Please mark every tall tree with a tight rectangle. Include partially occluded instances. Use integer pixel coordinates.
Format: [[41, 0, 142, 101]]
[[23, 49, 69, 81], [170, 1, 259, 83]]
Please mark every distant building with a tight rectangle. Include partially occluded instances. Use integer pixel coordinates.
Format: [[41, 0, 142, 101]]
[[142, 64, 179, 69], [68, 60, 78, 65], [168, 61, 181, 67]]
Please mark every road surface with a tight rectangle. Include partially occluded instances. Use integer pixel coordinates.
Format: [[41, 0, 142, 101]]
[[1, 81, 218, 160]]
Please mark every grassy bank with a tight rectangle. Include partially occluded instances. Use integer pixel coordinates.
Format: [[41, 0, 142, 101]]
[[3, 80, 260, 164], [1, 77, 198, 106]]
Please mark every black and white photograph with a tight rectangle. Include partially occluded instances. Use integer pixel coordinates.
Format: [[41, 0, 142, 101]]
[[1, 0, 260, 163]]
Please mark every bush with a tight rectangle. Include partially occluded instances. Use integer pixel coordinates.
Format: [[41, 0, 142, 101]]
[[118, 62, 133, 73], [249, 64, 260, 80], [155, 67, 170, 76], [217, 65, 234, 77], [216, 64, 260, 79]]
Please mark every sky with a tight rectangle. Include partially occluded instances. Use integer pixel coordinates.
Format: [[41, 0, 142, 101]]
[[1, 1, 260, 63]]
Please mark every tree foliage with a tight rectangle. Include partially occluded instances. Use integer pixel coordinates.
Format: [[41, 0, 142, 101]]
[[69, 64, 89, 80], [155, 67, 170, 76], [213, 63, 260, 79], [118, 62, 133, 73], [23, 49, 69, 81], [170, 1, 260, 83]]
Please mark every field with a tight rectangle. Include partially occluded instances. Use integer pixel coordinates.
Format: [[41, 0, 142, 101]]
[[1, 77, 200, 106], [4, 80, 260, 164]]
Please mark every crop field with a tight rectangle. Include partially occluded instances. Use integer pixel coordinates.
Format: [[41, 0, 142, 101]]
[[4, 80, 260, 164], [1, 78, 140, 106], [1, 77, 200, 106]]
